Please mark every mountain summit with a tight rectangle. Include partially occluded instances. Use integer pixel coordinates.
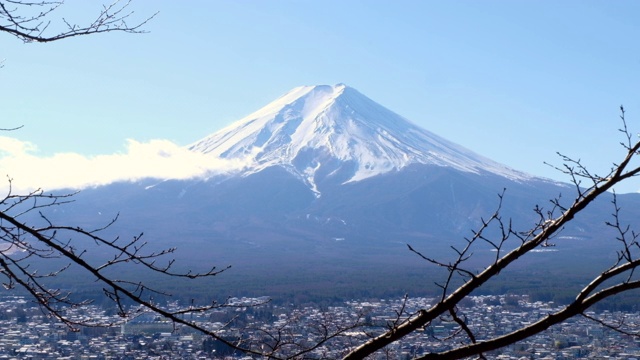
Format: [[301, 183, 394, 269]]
[[189, 84, 531, 194]]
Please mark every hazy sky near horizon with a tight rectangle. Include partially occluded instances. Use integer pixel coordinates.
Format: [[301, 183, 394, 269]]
[[1, 1, 640, 192]]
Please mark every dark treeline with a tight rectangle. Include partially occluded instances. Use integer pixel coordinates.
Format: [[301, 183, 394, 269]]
[[8, 260, 637, 312]]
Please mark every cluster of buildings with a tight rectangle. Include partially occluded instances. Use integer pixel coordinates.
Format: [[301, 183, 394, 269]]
[[340, 295, 640, 359], [0, 294, 638, 359]]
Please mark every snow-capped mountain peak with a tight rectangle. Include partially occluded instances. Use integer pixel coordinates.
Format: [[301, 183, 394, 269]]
[[189, 84, 532, 194]]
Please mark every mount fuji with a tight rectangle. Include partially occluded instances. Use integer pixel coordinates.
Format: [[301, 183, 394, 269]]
[[56, 84, 640, 298], [189, 84, 533, 196]]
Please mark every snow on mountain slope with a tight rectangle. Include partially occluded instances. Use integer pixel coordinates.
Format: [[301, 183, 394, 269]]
[[189, 84, 533, 194]]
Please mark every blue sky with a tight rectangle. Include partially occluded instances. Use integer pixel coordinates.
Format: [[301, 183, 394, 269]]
[[1, 1, 640, 192]]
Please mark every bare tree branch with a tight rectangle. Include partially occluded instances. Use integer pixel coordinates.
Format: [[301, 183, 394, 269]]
[[0, 0, 156, 43], [343, 107, 640, 359]]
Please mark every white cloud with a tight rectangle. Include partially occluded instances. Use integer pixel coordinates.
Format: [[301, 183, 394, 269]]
[[0, 136, 38, 156], [0, 137, 245, 193]]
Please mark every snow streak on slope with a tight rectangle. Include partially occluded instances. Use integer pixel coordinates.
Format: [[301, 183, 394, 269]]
[[189, 84, 533, 194]]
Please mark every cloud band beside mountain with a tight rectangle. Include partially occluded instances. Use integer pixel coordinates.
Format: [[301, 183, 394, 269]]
[[0, 137, 245, 193]]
